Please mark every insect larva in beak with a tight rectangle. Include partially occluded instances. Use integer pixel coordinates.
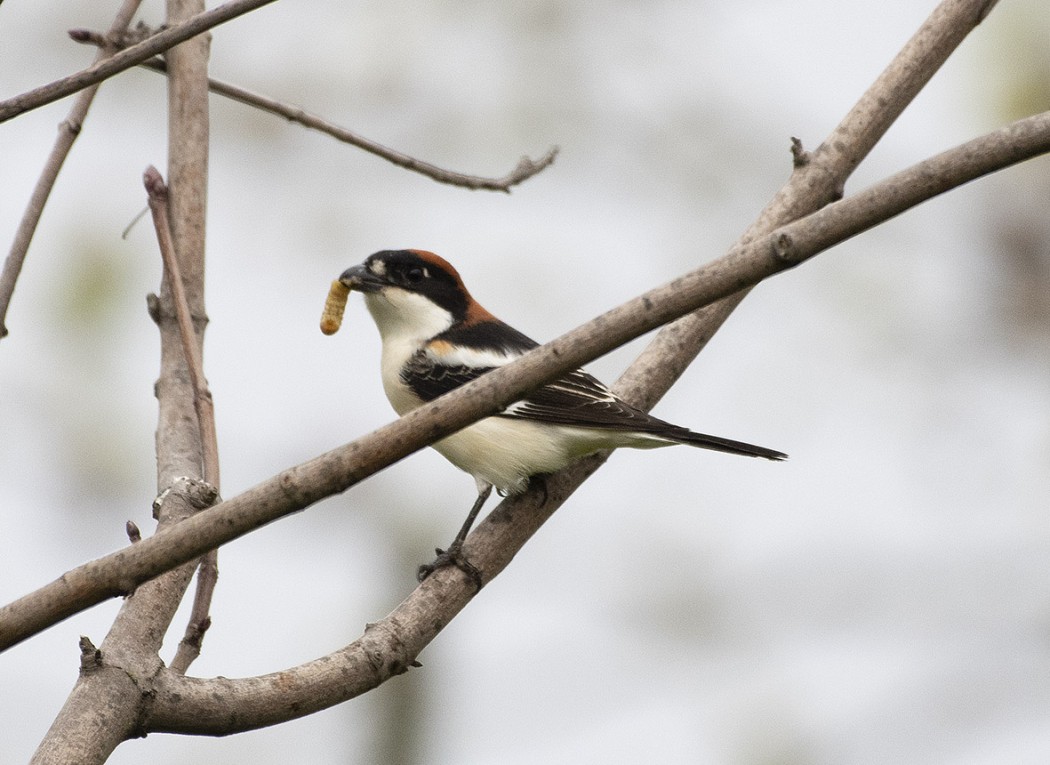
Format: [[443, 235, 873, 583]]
[[320, 279, 351, 335]]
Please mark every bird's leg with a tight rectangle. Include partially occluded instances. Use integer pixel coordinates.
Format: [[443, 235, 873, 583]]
[[417, 481, 493, 589], [450, 481, 493, 550]]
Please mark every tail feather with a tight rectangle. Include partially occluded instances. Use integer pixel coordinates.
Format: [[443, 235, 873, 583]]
[[671, 429, 787, 461]]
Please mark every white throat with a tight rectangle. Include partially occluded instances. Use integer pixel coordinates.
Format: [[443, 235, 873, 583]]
[[364, 288, 455, 415], [364, 288, 454, 344]]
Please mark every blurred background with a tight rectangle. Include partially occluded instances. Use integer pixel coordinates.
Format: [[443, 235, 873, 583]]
[[2, 1, 1049, 762]]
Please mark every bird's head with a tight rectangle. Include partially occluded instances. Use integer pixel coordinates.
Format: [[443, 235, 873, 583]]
[[339, 249, 491, 342]]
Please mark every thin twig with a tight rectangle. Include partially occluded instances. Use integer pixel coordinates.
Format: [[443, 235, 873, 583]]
[[0, 0, 144, 340], [156, 55, 559, 191], [0, 0, 279, 123], [144, 166, 220, 674], [169, 559, 216, 674], [144, 167, 219, 489], [71, 31, 558, 192]]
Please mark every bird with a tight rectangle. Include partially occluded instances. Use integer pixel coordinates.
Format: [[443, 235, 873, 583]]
[[335, 249, 786, 585]]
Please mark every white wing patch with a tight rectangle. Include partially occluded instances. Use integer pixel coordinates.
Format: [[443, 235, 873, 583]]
[[425, 339, 520, 369]]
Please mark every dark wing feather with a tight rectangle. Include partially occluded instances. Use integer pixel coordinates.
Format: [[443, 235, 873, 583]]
[[502, 369, 658, 431], [401, 348, 787, 461], [400, 349, 633, 427], [401, 354, 490, 402], [505, 369, 788, 461]]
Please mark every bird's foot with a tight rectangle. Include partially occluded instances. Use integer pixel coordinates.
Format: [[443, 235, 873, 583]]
[[417, 540, 483, 590]]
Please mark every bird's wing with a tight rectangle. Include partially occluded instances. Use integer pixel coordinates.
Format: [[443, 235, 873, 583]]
[[401, 344, 787, 459], [500, 368, 663, 432], [506, 370, 787, 459], [400, 352, 491, 402], [402, 345, 669, 434]]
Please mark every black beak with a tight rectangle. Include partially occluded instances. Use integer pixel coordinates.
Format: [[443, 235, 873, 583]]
[[339, 264, 384, 293]]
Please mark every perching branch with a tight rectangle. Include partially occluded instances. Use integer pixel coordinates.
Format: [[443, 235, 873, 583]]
[[144, 110, 1050, 734], [4, 106, 1049, 658], [69, 29, 559, 192], [456, 0, 1010, 624], [0, 0, 279, 124], [0, 0, 143, 340]]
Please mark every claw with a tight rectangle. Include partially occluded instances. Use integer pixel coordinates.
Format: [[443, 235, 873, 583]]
[[417, 541, 483, 590]]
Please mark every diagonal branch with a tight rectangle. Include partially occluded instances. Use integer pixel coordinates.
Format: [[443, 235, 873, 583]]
[[148, 113, 1050, 734], [0, 0, 279, 123], [3, 106, 1049, 657], [463, 0, 1008, 609], [642, 0, 1004, 376], [0, 0, 143, 340], [177, 62, 560, 190], [144, 56, 559, 191], [69, 31, 559, 192], [613, 0, 1005, 417]]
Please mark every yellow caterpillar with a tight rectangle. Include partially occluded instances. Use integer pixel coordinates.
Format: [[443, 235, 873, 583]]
[[319, 280, 350, 335]]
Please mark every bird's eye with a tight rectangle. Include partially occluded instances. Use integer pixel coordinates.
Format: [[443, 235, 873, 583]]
[[405, 266, 425, 283]]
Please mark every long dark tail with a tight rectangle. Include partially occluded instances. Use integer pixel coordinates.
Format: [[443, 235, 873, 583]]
[[672, 429, 787, 461]]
